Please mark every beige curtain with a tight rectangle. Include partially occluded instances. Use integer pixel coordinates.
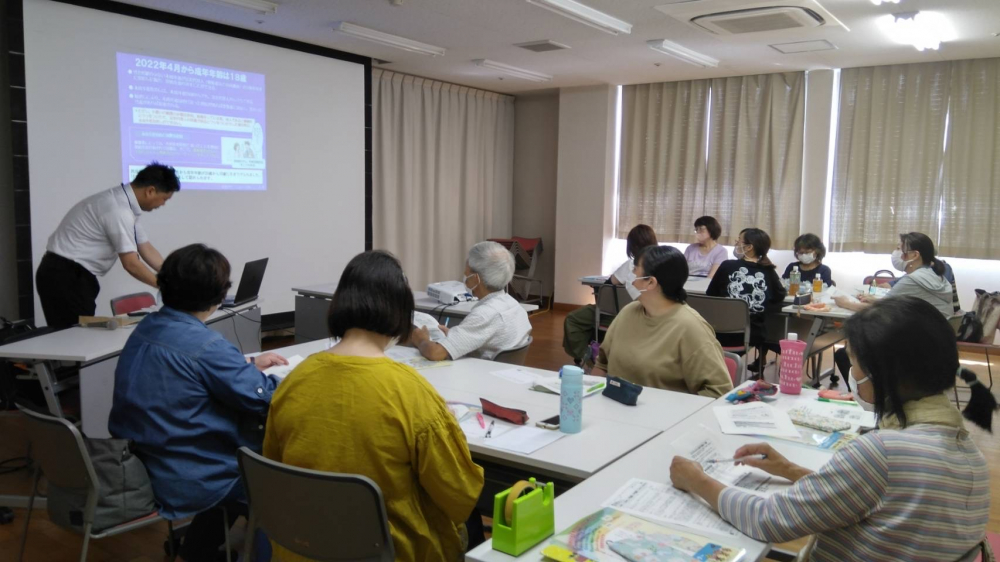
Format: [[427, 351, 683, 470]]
[[617, 72, 804, 247], [617, 80, 710, 241], [829, 62, 951, 253], [707, 72, 805, 247], [939, 58, 1000, 259], [372, 69, 514, 289]]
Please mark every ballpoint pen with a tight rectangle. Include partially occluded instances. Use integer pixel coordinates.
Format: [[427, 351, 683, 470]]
[[485, 420, 495, 438]]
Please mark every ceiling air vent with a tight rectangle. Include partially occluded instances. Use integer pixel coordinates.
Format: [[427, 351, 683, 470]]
[[516, 40, 571, 53], [692, 7, 824, 35]]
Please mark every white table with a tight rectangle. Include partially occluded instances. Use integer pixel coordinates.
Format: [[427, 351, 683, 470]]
[[292, 284, 538, 343], [262, 340, 702, 481], [468, 383, 840, 562], [0, 301, 262, 438]]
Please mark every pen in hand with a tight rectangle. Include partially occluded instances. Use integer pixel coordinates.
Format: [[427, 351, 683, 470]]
[[705, 454, 768, 464]]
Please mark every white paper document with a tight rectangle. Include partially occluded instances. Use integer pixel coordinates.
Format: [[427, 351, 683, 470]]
[[385, 346, 451, 370], [264, 354, 305, 380], [672, 430, 774, 496], [714, 402, 800, 437], [490, 367, 541, 385], [459, 417, 515, 440], [602, 478, 743, 538], [483, 426, 567, 454], [412, 311, 446, 341]]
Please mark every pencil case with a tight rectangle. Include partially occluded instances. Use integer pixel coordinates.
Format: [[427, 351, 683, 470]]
[[602, 376, 642, 406]]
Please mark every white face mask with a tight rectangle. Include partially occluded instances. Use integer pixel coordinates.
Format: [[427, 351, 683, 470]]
[[797, 252, 816, 265], [849, 368, 876, 412], [463, 273, 480, 292], [385, 336, 400, 351], [891, 249, 914, 272], [632, 276, 652, 294], [733, 244, 746, 259]]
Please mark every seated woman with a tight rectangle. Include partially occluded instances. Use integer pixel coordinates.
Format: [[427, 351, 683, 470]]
[[834, 232, 953, 317], [684, 216, 727, 278], [782, 233, 833, 287], [263, 250, 484, 562], [412, 241, 531, 361], [562, 224, 658, 363], [832, 232, 956, 385], [706, 228, 787, 371], [670, 296, 995, 562], [109, 244, 288, 562], [592, 245, 733, 398]]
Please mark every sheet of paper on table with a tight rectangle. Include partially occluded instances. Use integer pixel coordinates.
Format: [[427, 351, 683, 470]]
[[482, 425, 567, 454], [264, 354, 305, 380], [602, 478, 743, 539], [672, 429, 775, 497], [490, 367, 541, 385], [714, 402, 800, 438]]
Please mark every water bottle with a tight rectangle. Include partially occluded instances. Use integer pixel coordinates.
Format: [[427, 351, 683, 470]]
[[789, 266, 801, 297], [778, 333, 807, 395], [560, 365, 584, 434]]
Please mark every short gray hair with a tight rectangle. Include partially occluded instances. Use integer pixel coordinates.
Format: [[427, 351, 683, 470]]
[[467, 241, 514, 292]]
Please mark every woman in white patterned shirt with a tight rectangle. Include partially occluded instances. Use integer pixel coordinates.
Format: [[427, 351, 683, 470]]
[[670, 296, 996, 562]]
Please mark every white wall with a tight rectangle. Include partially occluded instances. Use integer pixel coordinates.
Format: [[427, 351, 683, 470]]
[[554, 85, 617, 305], [513, 90, 559, 299]]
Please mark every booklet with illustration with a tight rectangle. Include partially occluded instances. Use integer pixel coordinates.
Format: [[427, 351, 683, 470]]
[[541, 508, 746, 562]]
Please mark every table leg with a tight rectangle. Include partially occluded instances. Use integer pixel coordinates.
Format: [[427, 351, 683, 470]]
[[592, 286, 601, 342], [33, 362, 63, 418]]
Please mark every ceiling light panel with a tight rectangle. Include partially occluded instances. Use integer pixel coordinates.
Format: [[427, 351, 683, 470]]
[[877, 11, 955, 51], [203, 0, 278, 14], [770, 39, 837, 53], [473, 59, 553, 82], [333, 22, 446, 57], [525, 0, 632, 35], [647, 39, 719, 67]]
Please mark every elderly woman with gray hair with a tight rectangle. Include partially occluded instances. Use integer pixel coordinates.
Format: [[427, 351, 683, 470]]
[[412, 241, 532, 361]]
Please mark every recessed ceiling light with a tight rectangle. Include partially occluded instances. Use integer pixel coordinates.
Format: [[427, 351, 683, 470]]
[[333, 22, 446, 57], [871, 0, 901, 5], [473, 59, 553, 82], [770, 39, 838, 54], [877, 11, 955, 51], [525, 0, 632, 35]]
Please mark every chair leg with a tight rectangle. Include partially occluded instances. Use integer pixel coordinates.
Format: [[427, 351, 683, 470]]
[[79, 523, 93, 562], [222, 507, 232, 562], [243, 512, 255, 562], [167, 521, 177, 561], [17, 469, 41, 562]]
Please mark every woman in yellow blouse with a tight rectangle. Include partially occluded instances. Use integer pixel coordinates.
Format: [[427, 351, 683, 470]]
[[263, 251, 484, 562]]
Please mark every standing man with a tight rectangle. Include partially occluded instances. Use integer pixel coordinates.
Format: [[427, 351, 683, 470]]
[[36, 162, 179, 330]]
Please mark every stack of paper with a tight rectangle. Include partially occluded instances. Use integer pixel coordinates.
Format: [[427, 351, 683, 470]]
[[412, 311, 446, 341]]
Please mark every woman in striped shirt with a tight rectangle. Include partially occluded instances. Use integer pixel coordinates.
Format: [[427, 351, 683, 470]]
[[671, 296, 997, 562]]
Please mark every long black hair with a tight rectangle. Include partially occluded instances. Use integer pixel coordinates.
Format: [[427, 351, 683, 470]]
[[740, 228, 775, 269], [900, 232, 946, 276], [636, 245, 688, 303], [845, 296, 997, 430]]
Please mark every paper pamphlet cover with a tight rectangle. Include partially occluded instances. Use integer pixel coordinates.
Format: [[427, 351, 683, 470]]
[[713, 402, 799, 438], [531, 374, 606, 396], [543, 507, 746, 562], [602, 478, 744, 539]]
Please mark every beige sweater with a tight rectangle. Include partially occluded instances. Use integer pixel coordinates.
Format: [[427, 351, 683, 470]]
[[596, 301, 734, 398]]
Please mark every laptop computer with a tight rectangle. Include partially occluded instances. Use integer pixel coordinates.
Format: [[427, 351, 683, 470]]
[[222, 258, 268, 308]]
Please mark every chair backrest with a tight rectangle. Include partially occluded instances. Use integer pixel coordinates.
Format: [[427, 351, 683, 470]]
[[493, 336, 533, 366], [110, 292, 156, 316], [722, 351, 743, 386], [237, 447, 394, 562], [596, 284, 632, 318], [687, 294, 751, 354], [16, 404, 99, 502]]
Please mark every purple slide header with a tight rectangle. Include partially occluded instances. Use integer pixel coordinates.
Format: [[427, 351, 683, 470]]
[[117, 52, 266, 191]]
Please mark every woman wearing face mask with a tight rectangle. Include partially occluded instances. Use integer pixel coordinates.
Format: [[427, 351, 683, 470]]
[[684, 216, 727, 278], [562, 224, 658, 363], [669, 296, 996, 562], [706, 228, 787, 372], [782, 233, 833, 287], [264, 250, 486, 560], [591, 245, 733, 398], [834, 232, 953, 317]]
